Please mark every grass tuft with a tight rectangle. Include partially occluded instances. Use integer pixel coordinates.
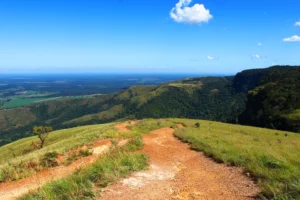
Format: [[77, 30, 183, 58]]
[[20, 151, 148, 200]]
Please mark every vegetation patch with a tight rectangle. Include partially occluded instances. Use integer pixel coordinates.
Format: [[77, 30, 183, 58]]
[[127, 119, 175, 133], [63, 149, 93, 166], [0, 124, 117, 182], [20, 151, 148, 200], [19, 124, 149, 200], [0, 123, 113, 166], [173, 119, 300, 199], [40, 152, 59, 168]]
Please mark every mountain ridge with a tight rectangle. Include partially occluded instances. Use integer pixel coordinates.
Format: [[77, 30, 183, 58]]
[[1, 65, 299, 145]]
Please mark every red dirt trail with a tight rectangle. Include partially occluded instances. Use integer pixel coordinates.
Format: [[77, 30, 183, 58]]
[[0, 124, 129, 200], [0, 123, 260, 200], [100, 127, 260, 200]]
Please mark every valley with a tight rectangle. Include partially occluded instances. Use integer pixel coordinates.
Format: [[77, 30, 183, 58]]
[[1, 66, 299, 146]]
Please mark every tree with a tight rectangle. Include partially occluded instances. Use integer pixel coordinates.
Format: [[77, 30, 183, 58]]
[[33, 126, 53, 148]]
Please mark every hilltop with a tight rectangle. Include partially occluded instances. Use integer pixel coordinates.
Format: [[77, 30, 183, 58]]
[[0, 119, 299, 199], [1, 65, 300, 145]]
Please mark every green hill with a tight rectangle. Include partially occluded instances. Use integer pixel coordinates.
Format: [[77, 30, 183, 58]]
[[239, 66, 300, 132], [1, 65, 300, 145], [1, 119, 300, 199]]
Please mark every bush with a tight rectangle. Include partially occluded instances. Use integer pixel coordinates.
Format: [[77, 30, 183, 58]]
[[193, 122, 200, 128], [79, 149, 93, 157], [40, 152, 58, 168]]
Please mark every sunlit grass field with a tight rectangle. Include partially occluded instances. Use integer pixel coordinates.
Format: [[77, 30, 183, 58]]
[[0, 123, 114, 166], [174, 119, 300, 200], [19, 123, 150, 200]]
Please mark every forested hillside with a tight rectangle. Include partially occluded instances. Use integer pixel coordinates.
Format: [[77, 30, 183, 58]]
[[1, 65, 299, 145], [240, 66, 300, 132]]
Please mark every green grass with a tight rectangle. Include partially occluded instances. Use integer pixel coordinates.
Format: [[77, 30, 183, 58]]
[[0, 123, 120, 182], [1, 91, 59, 109], [2, 97, 62, 109], [0, 123, 114, 166], [173, 119, 300, 200], [1, 91, 94, 109], [0, 120, 149, 183], [19, 124, 148, 200], [20, 151, 148, 200], [127, 118, 175, 133]]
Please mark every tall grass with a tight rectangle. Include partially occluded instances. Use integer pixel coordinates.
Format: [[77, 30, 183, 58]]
[[0, 123, 114, 166], [173, 119, 300, 200], [20, 151, 148, 200], [19, 121, 149, 199], [0, 123, 122, 182]]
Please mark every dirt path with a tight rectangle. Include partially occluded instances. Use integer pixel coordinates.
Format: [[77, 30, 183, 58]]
[[0, 124, 129, 200], [100, 127, 260, 200]]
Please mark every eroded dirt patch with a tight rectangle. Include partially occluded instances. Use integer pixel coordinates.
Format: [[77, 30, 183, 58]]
[[115, 123, 131, 132]]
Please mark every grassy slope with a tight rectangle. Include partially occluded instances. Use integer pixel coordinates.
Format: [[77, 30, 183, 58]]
[[174, 119, 300, 199], [20, 151, 148, 200], [0, 108, 36, 128], [1, 118, 299, 199], [17, 121, 156, 200], [0, 118, 173, 167], [0, 123, 114, 166]]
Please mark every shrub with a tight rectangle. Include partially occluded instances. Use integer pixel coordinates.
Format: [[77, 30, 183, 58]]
[[193, 122, 200, 128], [0, 165, 16, 182], [79, 149, 93, 157], [40, 152, 59, 168]]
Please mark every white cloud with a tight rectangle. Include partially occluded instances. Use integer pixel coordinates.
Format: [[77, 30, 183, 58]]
[[170, 0, 213, 24], [295, 21, 300, 26], [283, 35, 300, 42], [207, 56, 215, 60], [258, 42, 262, 46], [252, 54, 261, 59]]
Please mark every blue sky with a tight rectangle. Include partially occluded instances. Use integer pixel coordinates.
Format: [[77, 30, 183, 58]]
[[0, 0, 299, 74]]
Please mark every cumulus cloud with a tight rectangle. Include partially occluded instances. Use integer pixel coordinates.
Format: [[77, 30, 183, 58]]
[[207, 56, 215, 60], [170, 0, 213, 24], [283, 35, 300, 42], [252, 54, 261, 59], [295, 21, 300, 26]]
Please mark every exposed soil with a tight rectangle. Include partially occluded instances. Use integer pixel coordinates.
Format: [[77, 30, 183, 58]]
[[100, 127, 260, 200], [115, 123, 131, 132], [177, 124, 184, 129], [0, 124, 129, 200]]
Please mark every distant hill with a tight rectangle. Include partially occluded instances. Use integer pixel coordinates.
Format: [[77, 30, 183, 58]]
[[1, 65, 299, 145]]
